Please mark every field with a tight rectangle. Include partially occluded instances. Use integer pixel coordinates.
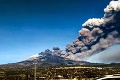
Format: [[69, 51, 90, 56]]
[[0, 63, 120, 80]]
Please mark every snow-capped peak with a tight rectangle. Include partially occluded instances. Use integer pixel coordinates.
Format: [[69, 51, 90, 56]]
[[27, 54, 40, 61]]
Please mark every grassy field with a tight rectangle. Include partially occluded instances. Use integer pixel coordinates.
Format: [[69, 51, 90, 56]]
[[0, 63, 120, 80]]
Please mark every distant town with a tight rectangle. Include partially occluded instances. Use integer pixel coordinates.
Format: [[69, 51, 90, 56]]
[[0, 63, 120, 80]]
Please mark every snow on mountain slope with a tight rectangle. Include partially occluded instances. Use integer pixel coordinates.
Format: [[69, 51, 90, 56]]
[[27, 54, 41, 60]]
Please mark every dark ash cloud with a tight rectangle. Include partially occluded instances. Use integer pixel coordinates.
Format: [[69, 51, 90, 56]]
[[60, 0, 120, 61]]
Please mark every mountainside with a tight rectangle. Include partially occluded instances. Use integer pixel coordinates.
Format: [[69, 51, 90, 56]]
[[0, 49, 92, 67], [19, 49, 92, 66]]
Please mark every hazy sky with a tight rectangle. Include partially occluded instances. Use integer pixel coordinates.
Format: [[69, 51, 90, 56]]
[[0, 0, 111, 64], [86, 44, 120, 64]]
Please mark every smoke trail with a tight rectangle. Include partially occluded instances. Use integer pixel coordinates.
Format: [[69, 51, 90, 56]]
[[86, 44, 120, 63], [62, 0, 120, 61]]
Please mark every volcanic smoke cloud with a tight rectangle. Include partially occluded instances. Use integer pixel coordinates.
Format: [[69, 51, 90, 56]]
[[61, 0, 120, 61], [86, 45, 120, 63]]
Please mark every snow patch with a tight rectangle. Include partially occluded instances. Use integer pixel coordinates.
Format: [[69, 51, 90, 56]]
[[27, 54, 40, 60]]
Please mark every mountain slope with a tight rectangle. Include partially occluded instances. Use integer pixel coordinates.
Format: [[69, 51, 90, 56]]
[[20, 49, 91, 66]]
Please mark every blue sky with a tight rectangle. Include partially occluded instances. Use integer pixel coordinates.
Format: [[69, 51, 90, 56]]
[[0, 0, 111, 64]]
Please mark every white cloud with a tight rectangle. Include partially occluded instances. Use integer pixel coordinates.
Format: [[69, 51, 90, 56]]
[[104, 0, 120, 13], [82, 18, 104, 28]]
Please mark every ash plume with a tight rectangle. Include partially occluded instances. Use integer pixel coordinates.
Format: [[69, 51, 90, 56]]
[[86, 45, 120, 63], [62, 0, 120, 61]]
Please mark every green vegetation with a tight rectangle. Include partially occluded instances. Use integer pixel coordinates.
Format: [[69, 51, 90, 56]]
[[0, 64, 120, 80]]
